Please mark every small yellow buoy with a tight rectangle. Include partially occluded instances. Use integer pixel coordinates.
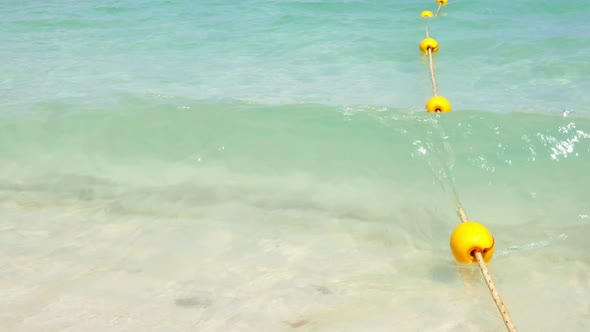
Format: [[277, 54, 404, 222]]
[[436, 0, 448, 4], [450, 221, 495, 263], [425, 96, 451, 113], [420, 10, 434, 18], [419, 38, 439, 53]]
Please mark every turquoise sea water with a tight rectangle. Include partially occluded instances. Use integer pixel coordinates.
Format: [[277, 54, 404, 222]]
[[1, 1, 590, 331]]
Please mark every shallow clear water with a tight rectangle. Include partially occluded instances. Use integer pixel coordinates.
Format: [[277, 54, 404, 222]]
[[1, 0, 589, 331]]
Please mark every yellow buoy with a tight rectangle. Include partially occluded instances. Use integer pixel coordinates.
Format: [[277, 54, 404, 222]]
[[425, 96, 451, 113], [420, 10, 434, 18], [419, 38, 439, 53], [436, 0, 448, 4], [450, 221, 495, 263]]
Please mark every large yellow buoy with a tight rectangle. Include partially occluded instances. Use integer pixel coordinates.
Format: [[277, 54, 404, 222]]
[[419, 38, 439, 53], [450, 221, 495, 263], [425, 96, 451, 113], [420, 10, 434, 18]]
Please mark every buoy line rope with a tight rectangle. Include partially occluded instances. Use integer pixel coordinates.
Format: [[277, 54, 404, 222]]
[[435, 3, 443, 16], [458, 207, 518, 332], [423, 24, 438, 96], [427, 43, 438, 96], [419, 2, 518, 331]]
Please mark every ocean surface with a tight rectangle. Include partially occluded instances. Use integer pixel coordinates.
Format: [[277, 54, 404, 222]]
[[1, 0, 589, 331]]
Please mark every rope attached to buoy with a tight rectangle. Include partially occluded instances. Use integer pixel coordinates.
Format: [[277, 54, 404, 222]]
[[418, 2, 518, 331], [427, 48, 438, 96], [435, 2, 444, 16], [457, 207, 518, 332]]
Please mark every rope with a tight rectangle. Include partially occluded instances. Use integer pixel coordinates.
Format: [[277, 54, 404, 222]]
[[475, 252, 518, 332], [427, 48, 438, 96], [424, 24, 438, 97], [458, 206, 468, 223], [457, 206, 518, 332], [435, 3, 443, 16], [423, 6, 442, 105]]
